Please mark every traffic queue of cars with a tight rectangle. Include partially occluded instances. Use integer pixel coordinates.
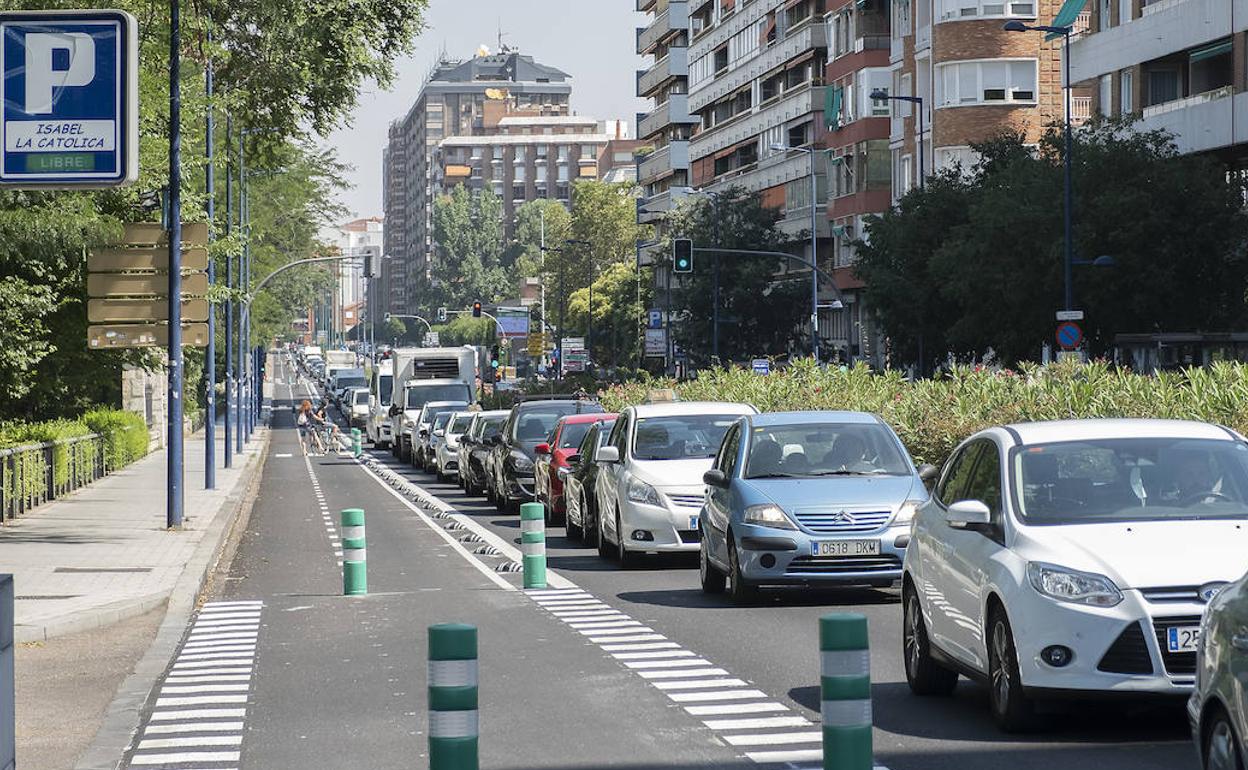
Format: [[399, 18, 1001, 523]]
[[411, 391, 1248, 764]]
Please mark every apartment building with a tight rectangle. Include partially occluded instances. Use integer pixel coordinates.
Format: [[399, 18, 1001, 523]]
[[636, 0, 699, 224], [431, 115, 611, 240], [329, 218, 383, 338], [381, 131, 407, 315], [382, 49, 572, 314], [1070, 0, 1245, 168]]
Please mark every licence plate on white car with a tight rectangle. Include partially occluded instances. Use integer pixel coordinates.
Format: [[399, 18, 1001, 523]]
[[688, 516, 699, 530], [1166, 626, 1200, 653], [811, 540, 880, 557]]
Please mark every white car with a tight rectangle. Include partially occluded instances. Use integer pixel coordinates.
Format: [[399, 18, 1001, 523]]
[[345, 387, 369, 429], [595, 401, 757, 565], [436, 411, 475, 482], [903, 419, 1248, 732]]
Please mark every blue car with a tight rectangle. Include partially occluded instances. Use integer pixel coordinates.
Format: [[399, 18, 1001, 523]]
[[699, 411, 936, 602]]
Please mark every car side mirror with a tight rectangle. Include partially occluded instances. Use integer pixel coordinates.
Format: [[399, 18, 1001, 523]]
[[703, 469, 729, 488], [918, 463, 940, 487], [434, 429, 445, 437], [419, 429, 429, 438], [946, 499, 991, 529], [388, 404, 401, 417], [565, 452, 582, 466], [597, 446, 620, 463], [368, 395, 376, 408], [535, 442, 550, 455]]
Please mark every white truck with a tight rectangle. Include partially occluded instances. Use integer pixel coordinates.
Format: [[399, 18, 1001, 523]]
[[389, 347, 477, 462], [367, 358, 394, 448], [323, 349, 358, 386]]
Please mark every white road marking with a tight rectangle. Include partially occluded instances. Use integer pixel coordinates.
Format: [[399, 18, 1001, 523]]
[[610, 650, 698, 660], [586, 633, 667, 644], [685, 702, 787, 716], [160, 684, 251, 695], [154, 694, 249, 707], [137, 735, 243, 749], [130, 751, 241, 765], [637, 667, 730, 679], [667, 689, 771, 703], [149, 708, 246, 721], [624, 658, 714, 670], [653, 678, 749, 691], [568, 620, 645, 630], [142, 722, 245, 734], [703, 716, 812, 730], [600, 641, 680, 652], [723, 732, 823, 746], [743, 749, 825, 764], [275, 453, 293, 458], [162, 674, 252, 684]]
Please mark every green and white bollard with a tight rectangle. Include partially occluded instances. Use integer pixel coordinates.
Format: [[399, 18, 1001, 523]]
[[428, 623, 479, 770], [820, 613, 872, 770], [351, 428, 362, 458], [341, 508, 367, 595], [519, 502, 546, 589]]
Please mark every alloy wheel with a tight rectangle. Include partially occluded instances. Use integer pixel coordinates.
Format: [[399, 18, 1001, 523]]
[[991, 620, 1011, 710], [1207, 715, 1246, 770]]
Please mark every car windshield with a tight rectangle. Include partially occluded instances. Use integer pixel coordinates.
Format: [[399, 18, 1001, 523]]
[[433, 413, 453, 430], [744, 423, 912, 479], [633, 415, 740, 461], [406, 384, 470, 409], [514, 410, 572, 444], [558, 422, 593, 449], [448, 414, 473, 434], [480, 417, 505, 440], [378, 375, 393, 405], [1011, 437, 1248, 525], [353, 390, 368, 405], [336, 377, 366, 389]]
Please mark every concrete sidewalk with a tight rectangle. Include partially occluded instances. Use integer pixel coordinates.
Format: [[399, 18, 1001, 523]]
[[2, 423, 268, 643]]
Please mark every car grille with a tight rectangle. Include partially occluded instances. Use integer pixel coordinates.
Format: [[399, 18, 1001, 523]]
[[1097, 622, 1153, 675], [1152, 616, 1201, 676], [791, 508, 892, 534], [666, 494, 704, 509], [784, 554, 902, 575], [1139, 586, 1202, 604], [409, 360, 461, 378], [677, 529, 701, 544]]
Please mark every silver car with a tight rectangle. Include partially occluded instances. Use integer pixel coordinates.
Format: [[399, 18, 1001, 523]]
[[700, 411, 935, 603], [1190, 568, 1248, 770]]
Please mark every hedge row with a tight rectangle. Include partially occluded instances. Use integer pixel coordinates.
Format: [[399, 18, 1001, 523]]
[[598, 359, 1248, 467], [0, 409, 149, 507]]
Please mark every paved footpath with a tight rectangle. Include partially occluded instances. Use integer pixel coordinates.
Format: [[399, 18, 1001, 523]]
[[115, 354, 769, 769], [3, 421, 267, 643]]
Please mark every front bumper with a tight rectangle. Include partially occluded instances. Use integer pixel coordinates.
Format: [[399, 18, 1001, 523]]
[[735, 523, 907, 585], [500, 472, 536, 502], [1007, 588, 1203, 696], [618, 497, 703, 553]]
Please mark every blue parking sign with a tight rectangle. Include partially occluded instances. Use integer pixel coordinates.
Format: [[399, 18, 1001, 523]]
[[0, 10, 138, 187]]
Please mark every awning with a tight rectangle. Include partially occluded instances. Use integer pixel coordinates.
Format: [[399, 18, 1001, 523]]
[[1046, 0, 1088, 39], [832, 225, 847, 238], [1190, 39, 1232, 63], [825, 85, 843, 130]]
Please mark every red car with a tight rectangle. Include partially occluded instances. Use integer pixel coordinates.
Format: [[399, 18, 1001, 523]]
[[534, 412, 617, 526]]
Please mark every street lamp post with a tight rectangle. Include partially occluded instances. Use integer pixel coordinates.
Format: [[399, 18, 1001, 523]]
[[1003, 20, 1074, 311], [539, 245, 565, 380], [565, 239, 595, 370], [769, 144, 822, 362]]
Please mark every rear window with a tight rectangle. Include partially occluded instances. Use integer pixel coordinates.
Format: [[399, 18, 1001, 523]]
[[558, 422, 593, 449]]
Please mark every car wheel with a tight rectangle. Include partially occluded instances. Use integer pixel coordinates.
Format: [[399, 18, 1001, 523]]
[[727, 537, 755, 604], [987, 608, 1035, 732], [597, 509, 613, 559], [699, 536, 726, 595], [902, 584, 958, 696], [1205, 708, 1246, 770], [616, 510, 637, 567]]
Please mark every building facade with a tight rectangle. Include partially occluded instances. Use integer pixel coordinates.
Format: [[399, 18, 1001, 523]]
[[382, 50, 573, 314], [327, 217, 383, 343], [636, 0, 699, 224], [431, 115, 611, 240], [1070, 0, 1245, 170]]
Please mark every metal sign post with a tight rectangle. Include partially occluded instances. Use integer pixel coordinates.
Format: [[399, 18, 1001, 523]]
[[167, 0, 184, 529], [0, 10, 138, 188]]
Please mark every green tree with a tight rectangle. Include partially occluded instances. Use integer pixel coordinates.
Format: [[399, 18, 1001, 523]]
[[665, 187, 808, 366], [430, 186, 512, 312], [566, 260, 652, 370], [858, 119, 1248, 366]]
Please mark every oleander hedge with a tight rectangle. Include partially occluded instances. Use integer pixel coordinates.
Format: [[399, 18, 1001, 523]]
[[598, 359, 1248, 467]]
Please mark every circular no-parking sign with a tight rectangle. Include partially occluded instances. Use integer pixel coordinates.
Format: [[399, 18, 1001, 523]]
[[1055, 321, 1083, 350]]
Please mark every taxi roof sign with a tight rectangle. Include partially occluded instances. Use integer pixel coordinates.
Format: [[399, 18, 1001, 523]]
[[0, 9, 139, 188]]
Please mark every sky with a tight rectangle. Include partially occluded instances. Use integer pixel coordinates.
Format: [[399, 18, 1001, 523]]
[[325, 0, 647, 221]]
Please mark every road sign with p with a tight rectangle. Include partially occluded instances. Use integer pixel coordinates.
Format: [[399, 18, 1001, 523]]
[[0, 10, 138, 187]]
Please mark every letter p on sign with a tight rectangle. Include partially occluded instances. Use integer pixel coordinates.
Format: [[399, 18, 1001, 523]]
[[24, 33, 95, 114]]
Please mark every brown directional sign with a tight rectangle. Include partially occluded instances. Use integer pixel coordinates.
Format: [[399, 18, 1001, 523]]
[[87, 272, 209, 298], [87, 323, 210, 349], [87, 246, 209, 272], [120, 221, 210, 247], [88, 298, 209, 324]]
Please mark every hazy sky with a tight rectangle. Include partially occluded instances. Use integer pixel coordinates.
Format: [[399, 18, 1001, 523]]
[[324, 0, 647, 220]]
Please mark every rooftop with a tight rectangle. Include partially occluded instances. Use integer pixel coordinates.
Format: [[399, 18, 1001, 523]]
[[439, 133, 610, 147], [497, 116, 598, 127], [431, 51, 571, 85]]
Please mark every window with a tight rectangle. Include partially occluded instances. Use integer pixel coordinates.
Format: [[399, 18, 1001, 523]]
[[900, 153, 913, 193], [557, 164, 569, 183], [514, 164, 527, 182], [557, 145, 570, 161], [717, 425, 741, 476], [937, 441, 985, 505], [937, 0, 1034, 19], [1099, 74, 1112, 115], [963, 442, 1002, 516], [1120, 68, 1134, 113], [713, 45, 729, 75], [580, 144, 599, 161], [936, 59, 1037, 106], [513, 183, 525, 200], [787, 122, 809, 148], [1147, 68, 1179, 105]]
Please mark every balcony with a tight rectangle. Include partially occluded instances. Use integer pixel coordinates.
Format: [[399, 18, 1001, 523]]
[[704, 149, 817, 198], [637, 187, 690, 224], [1136, 88, 1247, 154], [638, 94, 697, 139], [689, 23, 827, 113], [690, 82, 827, 162], [1071, 95, 1092, 125], [638, 47, 688, 99], [638, 140, 691, 184], [638, 1, 688, 56], [1069, 0, 1238, 82], [1143, 84, 1233, 119], [637, 0, 658, 11]]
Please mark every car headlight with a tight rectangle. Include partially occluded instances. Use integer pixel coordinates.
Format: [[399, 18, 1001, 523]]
[[743, 503, 796, 530], [627, 478, 662, 507], [1027, 562, 1123, 607], [894, 500, 922, 525], [508, 452, 534, 474]]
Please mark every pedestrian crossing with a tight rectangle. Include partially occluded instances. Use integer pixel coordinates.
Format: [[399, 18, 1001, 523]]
[[122, 600, 263, 769]]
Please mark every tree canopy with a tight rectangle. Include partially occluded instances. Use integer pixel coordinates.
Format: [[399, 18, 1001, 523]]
[[855, 119, 1248, 367]]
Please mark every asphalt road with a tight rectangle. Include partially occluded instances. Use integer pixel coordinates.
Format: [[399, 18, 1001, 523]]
[[363, 438, 1200, 770]]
